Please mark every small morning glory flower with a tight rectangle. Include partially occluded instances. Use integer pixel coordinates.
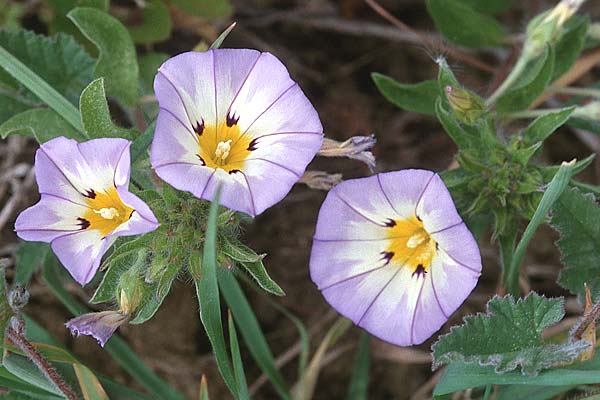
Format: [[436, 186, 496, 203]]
[[15, 137, 159, 285], [150, 48, 323, 216], [310, 170, 482, 346], [65, 311, 128, 347]]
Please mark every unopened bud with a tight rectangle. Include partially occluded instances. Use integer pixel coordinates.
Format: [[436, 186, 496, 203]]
[[299, 171, 343, 191], [318, 135, 377, 172], [573, 101, 600, 121], [444, 86, 486, 124]]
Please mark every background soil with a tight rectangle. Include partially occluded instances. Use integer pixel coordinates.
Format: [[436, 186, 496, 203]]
[[1, 0, 600, 399]]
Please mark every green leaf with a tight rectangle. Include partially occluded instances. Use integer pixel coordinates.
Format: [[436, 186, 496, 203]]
[[521, 106, 576, 146], [0, 267, 13, 344], [193, 188, 237, 397], [79, 78, 137, 139], [432, 293, 589, 376], [371, 74, 437, 116], [2, 353, 64, 397], [41, 253, 187, 400], [222, 238, 284, 296], [505, 160, 576, 294], [126, 0, 172, 45], [457, 0, 513, 14], [218, 270, 291, 400], [0, 30, 94, 106], [552, 188, 600, 301], [346, 332, 370, 400], [0, 37, 85, 133], [210, 22, 237, 50], [0, 365, 63, 399], [434, 349, 600, 396], [228, 312, 249, 400], [552, 16, 589, 80], [495, 384, 573, 400], [68, 7, 140, 105], [14, 242, 49, 286], [170, 0, 232, 18], [496, 47, 554, 113], [0, 108, 85, 142], [426, 0, 506, 47], [435, 98, 475, 150]]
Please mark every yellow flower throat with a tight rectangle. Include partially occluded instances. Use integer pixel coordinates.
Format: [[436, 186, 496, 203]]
[[80, 187, 133, 237], [384, 215, 437, 275], [195, 118, 252, 173]]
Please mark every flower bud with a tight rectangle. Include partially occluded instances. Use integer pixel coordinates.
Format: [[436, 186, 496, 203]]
[[444, 86, 486, 124], [65, 311, 128, 347], [318, 135, 377, 172]]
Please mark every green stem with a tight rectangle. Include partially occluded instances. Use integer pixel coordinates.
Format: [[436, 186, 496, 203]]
[[549, 86, 600, 98], [482, 384, 492, 400], [486, 54, 530, 106], [503, 108, 565, 120]]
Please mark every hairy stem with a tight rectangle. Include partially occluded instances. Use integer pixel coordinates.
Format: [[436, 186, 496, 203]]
[[6, 326, 78, 400], [486, 54, 529, 106]]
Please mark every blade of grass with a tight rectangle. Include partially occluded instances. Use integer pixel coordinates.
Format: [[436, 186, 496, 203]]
[[41, 253, 186, 400], [218, 269, 291, 399], [506, 159, 577, 295], [228, 311, 249, 400], [199, 375, 210, 400], [346, 332, 370, 400], [192, 187, 237, 396], [0, 45, 84, 134]]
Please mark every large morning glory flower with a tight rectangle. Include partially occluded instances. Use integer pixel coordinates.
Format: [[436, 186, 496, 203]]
[[15, 137, 159, 285], [150, 48, 323, 216], [310, 170, 482, 346]]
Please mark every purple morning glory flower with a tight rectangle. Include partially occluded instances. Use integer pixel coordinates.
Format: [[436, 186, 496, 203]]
[[66, 311, 128, 347], [15, 137, 159, 286], [310, 170, 482, 346], [150, 49, 323, 216]]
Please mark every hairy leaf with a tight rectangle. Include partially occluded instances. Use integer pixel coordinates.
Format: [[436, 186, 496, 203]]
[[0, 29, 94, 106], [371, 74, 437, 116], [457, 0, 513, 14], [14, 242, 50, 286], [521, 106, 576, 146], [432, 293, 589, 376], [127, 0, 172, 45], [552, 188, 600, 301], [496, 47, 554, 112], [0, 108, 84, 142], [552, 16, 589, 81], [170, 0, 232, 18], [426, 0, 506, 47], [68, 7, 139, 105], [79, 78, 137, 139]]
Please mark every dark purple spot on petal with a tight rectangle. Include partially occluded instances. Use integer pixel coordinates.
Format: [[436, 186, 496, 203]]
[[229, 169, 241, 174], [77, 217, 90, 230], [384, 218, 396, 227], [380, 251, 394, 265], [226, 112, 240, 127], [416, 215, 422, 222], [193, 119, 204, 136], [412, 264, 427, 278], [196, 154, 206, 166], [247, 138, 258, 151], [82, 189, 96, 199]]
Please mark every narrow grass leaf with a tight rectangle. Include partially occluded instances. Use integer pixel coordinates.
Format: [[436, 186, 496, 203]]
[[193, 187, 237, 396], [228, 312, 250, 400], [217, 269, 291, 399], [346, 332, 370, 400]]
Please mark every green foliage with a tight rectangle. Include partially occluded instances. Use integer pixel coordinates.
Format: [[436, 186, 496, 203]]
[[79, 78, 138, 139], [426, 0, 506, 47], [434, 350, 600, 396], [552, 188, 600, 301], [68, 7, 140, 105], [218, 270, 291, 399], [457, 0, 513, 14], [552, 16, 589, 80], [193, 188, 238, 396], [432, 293, 589, 376], [169, 0, 233, 18], [14, 242, 49, 286], [228, 312, 250, 400], [496, 47, 554, 112], [126, 0, 172, 45], [371, 74, 437, 115], [0, 268, 12, 345], [0, 0, 25, 31], [521, 106, 576, 146], [346, 332, 370, 400], [222, 237, 284, 296], [0, 30, 94, 106], [0, 108, 84, 143]]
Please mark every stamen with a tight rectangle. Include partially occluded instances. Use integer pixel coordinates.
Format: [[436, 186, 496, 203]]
[[406, 232, 427, 248], [94, 207, 120, 220], [215, 140, 233, 161]]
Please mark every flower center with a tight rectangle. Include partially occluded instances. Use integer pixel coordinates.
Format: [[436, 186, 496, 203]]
[[384, 215, 437, 275], [195, 119, 252, 173], [82, 187, 133, 237]]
